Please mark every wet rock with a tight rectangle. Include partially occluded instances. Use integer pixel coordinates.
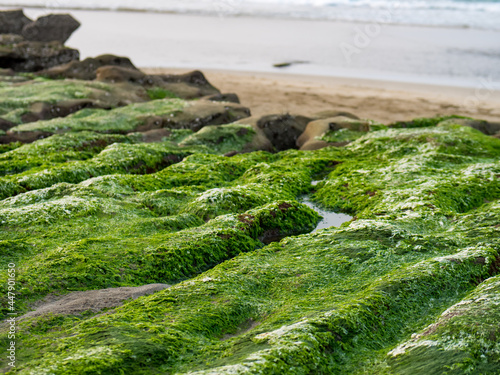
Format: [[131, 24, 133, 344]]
[[0, 36, 79, 72], [205, 93, 240, 104], [22, 14, 80, 44], [0, 9, 32, 35], [20, 99, 111, 123], [255, 114, 311, 151], [437, 118, 500, 136], [38, 54, 137, 80]]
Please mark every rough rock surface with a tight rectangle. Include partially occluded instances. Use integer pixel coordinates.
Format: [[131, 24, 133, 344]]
[[21, 14, 80, 44], [96, 66, 221, 99], [0, 36, 79, 72], [0, 9, 32, 35], [21, 284, 171, 318], [38, 54, 137, 80]]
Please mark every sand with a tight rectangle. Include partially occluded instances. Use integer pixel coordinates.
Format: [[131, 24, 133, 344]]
[[145, 68, 500, 124]]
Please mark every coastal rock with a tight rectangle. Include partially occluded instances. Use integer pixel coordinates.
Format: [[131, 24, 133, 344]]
[[95, 65, 146, 84], [0, 118, 15, 132], [8, 99, 251, 140], [179, 122, 274, 154], [437, 118, 500, 136], [96, 67, 221, 99], [38, 54, 137, 80], [297, 116, 383, 150], [0, 78, 148, 125], [20, 99, 111, 123], [0, 9, 32, 35], [313, 110, 359, 120], [0, 36, 79, 72], [21, 284, 170, 318], [135, 101, 251, 132], [205, 93, 240, 104], [250, 113, 311, 151], [22, 14, 80, 44]]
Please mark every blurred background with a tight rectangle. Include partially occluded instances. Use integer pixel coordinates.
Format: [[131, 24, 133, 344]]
[[1, 0, 499, 88]]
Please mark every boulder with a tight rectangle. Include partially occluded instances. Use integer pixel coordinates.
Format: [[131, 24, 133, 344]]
[[38, 54, 137, 80], [0, 36, 79, 72], [0, 9, 32, 35], [22, 14, 80, 44]]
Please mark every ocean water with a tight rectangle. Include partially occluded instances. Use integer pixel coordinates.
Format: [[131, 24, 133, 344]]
[[2, 0, 500, 30]]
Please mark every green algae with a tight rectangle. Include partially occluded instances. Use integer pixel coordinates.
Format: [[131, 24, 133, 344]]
[[0, 140, 201, 200], [0, 117, 500, 374], [179, 123, 255, 154], [0, 78, 138, 124], [9, 98, 188, 133]]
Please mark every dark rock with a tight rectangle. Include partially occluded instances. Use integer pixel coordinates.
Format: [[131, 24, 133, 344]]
[[134, 102, 251, 133], [0, 130, 52, 144], [256, 114, 311, 151], [0, 9, 32, 35], [0, 118, 15, 131], [96, 67, 221, 99], [38, 54, 137, 80], [22, 14, 80, 44], [153, 70, 220, 98], [205, 93, 240, 104], [0, 36, 79, 72], [20, 99, 111, 123]]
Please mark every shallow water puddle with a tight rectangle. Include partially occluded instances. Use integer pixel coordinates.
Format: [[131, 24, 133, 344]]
[[301, 183, 353, 232]]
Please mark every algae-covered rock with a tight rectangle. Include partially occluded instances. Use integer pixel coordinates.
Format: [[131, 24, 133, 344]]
[[297, 116, 386, 150], [9, 99, 250, 136], [179, 123, 273, 154], [0, 78, 148, 127], [0, 98, 499, 375]]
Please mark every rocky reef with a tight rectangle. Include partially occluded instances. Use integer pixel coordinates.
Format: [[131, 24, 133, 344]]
[[0, 9, 500, 375]]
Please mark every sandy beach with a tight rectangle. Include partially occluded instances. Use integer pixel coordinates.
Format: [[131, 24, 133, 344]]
[[145, 68, 500, 123]]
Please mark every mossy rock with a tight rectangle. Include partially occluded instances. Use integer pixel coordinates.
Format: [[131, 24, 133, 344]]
[[0, 117, 499, 374]]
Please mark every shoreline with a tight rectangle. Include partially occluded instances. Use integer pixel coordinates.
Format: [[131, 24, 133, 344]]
[[144, 68, 500, 123], [0, 5, 484, 31], [5, 7, 499, 91]]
